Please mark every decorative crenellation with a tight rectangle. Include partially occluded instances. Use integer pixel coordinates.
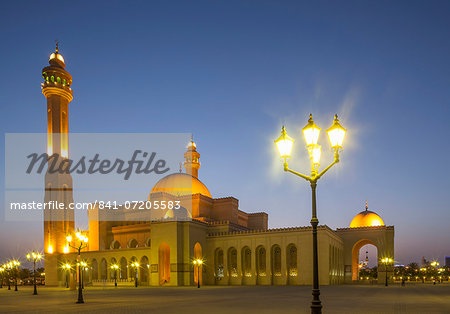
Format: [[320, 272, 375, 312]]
[[207, 225, 332, 237], [336, 225, 394, 231]]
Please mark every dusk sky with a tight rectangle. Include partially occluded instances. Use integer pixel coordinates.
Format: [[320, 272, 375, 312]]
[[1, 1, 449, 266]]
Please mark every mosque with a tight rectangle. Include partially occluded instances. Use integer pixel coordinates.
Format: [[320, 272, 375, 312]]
[[41, 45, 395, 287]]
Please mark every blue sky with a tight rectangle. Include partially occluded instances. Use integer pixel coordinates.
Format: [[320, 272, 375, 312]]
[[1, 0, 449, 266]]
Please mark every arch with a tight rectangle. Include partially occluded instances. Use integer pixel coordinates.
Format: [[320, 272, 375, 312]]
[[110, 240, 121, 249], [57, 77, 61, 84], [110, 257, 117, 279], [286, 243, 297, 284], [140, 256, 149, 284], [130, 256, 138, 281], [241, 246, 251, 275], [194, 242, 203, 285], [158, 242, 170, 285], [128, 238, 138, 248], [119, 257, 127, 279], [214, 248, 224, 282], [227, 247, 238, 278], [351, 239, 377, 281], [100, 258, 107, 280], [271, 244, 282, 283], [256, 245, 266, 284], [145, 237, 151, 247], [241, 246, 251, 285], [91, 259, 98, 281]]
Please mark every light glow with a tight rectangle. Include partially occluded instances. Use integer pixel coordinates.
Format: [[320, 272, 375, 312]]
[[61, 148, 68, 158], [302, 114, 321, 146], [311, 145, 321, 165], [47, 244, 53, 254], [49, 53, 65, 63], [274, 126, 294, 158], [327, 114, 346, 149]]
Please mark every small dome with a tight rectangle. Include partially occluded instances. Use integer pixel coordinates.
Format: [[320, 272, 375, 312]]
[[150, 173, 211, 198], [48, 42, 66, 68], [163, 206, 191, 220], [164, 209, 174, 219], [49, 52, 65, 64], [350, 210, 384, 228]]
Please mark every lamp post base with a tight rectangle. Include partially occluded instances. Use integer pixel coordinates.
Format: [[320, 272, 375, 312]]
[[311, 288, 322, 314]]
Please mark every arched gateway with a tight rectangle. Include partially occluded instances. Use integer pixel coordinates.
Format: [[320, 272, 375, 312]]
[[336, 204, 394, 284]]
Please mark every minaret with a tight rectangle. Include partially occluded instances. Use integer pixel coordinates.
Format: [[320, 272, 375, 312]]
[[42, 42, 75, 255], [184, 137, 200, 178]]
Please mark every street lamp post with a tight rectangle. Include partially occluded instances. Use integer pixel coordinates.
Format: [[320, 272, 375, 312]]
[[5, 263, 12, 290], [381, 258, 393, 286], [79, 261, 87, 289], [12, 260, 20, 291], [62, 263, 71, 288], [66, 230, 88, 304], [110, 264, 119, 287], [193, 259, 203, 288], [26, 251, 42, 295], [275, 114, 346, 314], [131, 262, 139, 287], [0, 266, 4, 288]]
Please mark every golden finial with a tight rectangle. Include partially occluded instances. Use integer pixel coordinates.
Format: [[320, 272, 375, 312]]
[[179, 162, 182, 173], [365, 200, 368, 211], [55, 40, 59, 53], [309, 113, 313, 122]]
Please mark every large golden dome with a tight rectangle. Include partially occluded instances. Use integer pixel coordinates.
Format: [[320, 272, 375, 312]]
[[150, 173, 211, 198], [350, 207, 384, 228]]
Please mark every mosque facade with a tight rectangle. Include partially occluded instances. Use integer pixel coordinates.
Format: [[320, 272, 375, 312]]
[[41, 46, 395, 287]]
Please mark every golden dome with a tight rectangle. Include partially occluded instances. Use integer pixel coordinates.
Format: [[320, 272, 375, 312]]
[[350, 209, 384, 228], [150, 173, 211, 198]]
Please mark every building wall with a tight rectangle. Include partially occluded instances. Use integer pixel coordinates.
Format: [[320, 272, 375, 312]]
[[205, 225, 344, 286]]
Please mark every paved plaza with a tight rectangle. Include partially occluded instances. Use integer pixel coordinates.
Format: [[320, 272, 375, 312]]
[[0, 284, 449, 313]]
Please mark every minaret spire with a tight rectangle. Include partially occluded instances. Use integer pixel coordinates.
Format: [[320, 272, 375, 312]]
[[184, 136, 200, 178]]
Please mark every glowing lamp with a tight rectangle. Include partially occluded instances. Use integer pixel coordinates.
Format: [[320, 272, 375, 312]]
[[274, 126, 294, 158], [63, 246, 69, 254], [48, 245, 54, 254], [302, 114, 321, 146], [66, 235, 72, 243], [311, 145, 321, 165], [327, 114, 346, 149]]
